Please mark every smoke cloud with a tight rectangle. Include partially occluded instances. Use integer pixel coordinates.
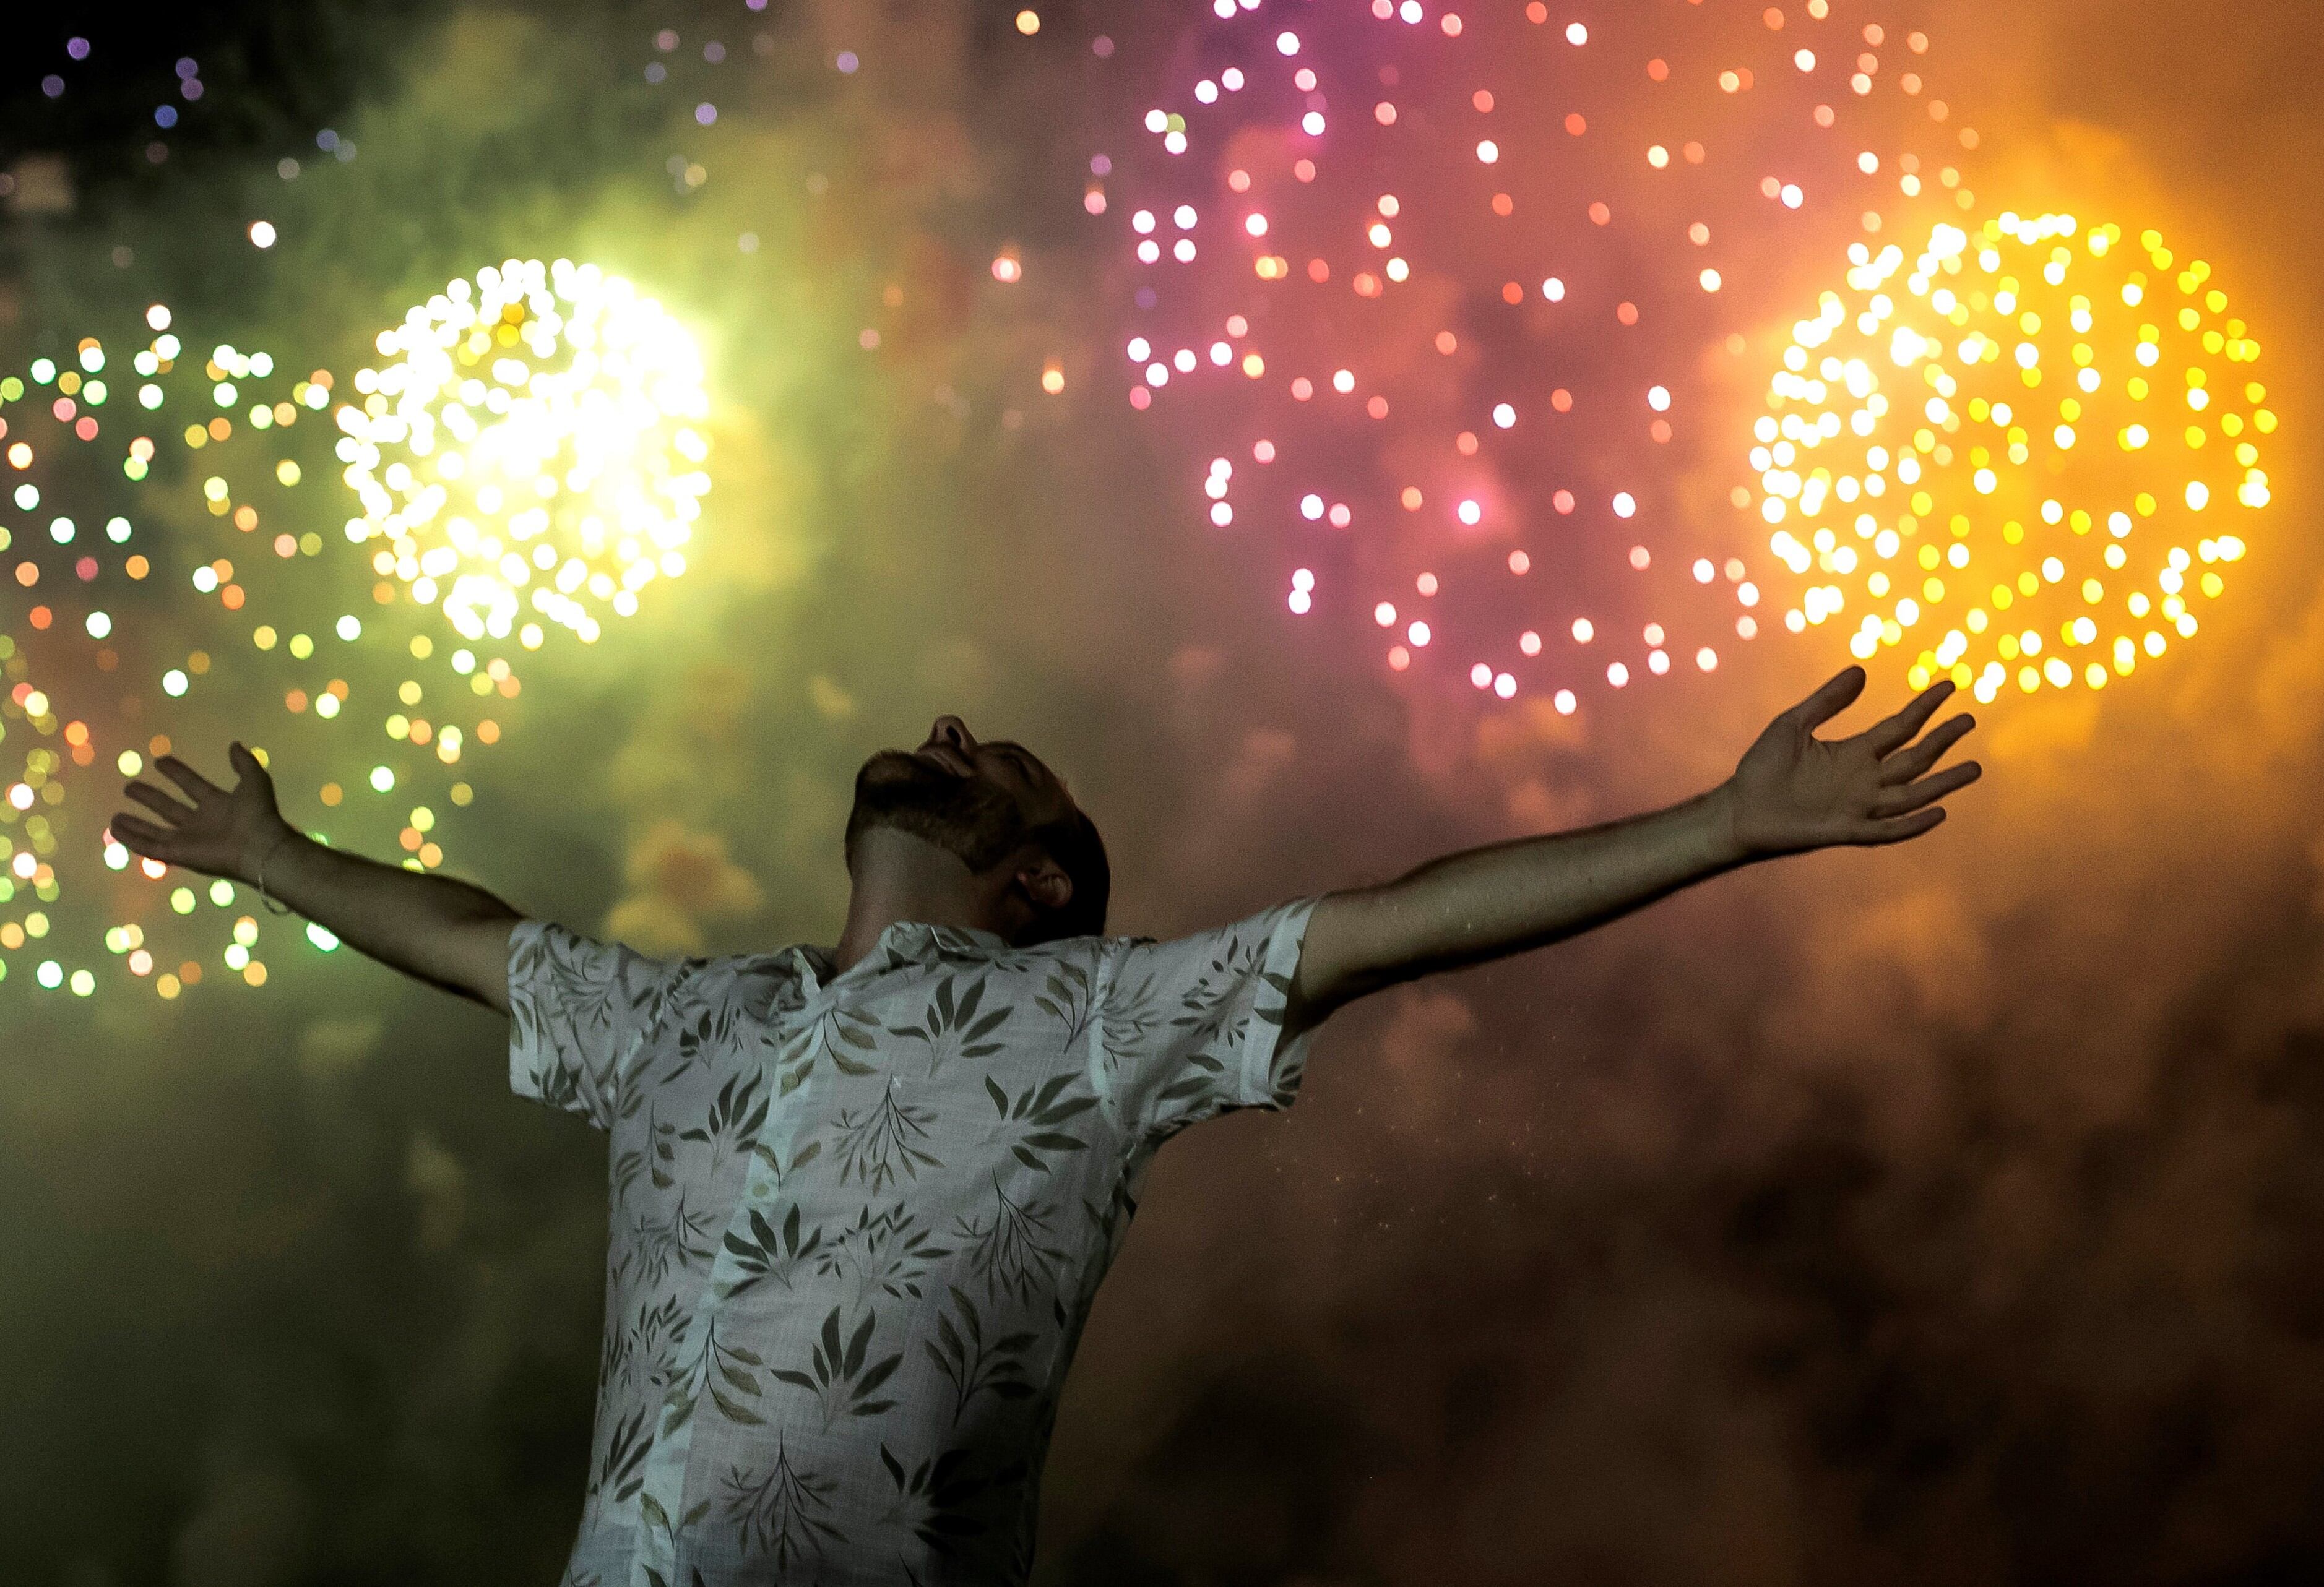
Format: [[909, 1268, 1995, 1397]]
[[3, 1, 2322, 1582]]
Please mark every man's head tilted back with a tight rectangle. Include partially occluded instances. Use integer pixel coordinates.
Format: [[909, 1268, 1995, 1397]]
[[843, 715, 1110, 947]]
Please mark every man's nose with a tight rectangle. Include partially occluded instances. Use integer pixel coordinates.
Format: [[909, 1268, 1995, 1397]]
[[930, 716, 975, 752]]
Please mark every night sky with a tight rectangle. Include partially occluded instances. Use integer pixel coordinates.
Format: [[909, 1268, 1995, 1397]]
[[4, 1, 2323, 1582]]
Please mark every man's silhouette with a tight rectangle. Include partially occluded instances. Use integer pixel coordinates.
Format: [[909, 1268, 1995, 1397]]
[[111, 664, 1979, 1585]]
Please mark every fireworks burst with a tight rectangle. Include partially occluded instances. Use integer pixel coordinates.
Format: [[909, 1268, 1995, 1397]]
[[1753, 212, 2267, 702], [2, 306, 525, 1000], [1102, 0, 1981, 713], [337, 258, 712, 648]]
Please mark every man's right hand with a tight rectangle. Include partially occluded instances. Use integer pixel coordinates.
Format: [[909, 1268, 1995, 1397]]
[[113, 742, 296, 884], [110, 739, 524, 1010]]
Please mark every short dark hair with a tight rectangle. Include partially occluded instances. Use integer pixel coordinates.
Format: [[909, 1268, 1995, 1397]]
[[1018, 809, 1110, 945]]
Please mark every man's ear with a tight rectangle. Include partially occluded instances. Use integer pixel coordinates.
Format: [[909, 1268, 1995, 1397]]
[[1014, 854, 1073, 914]]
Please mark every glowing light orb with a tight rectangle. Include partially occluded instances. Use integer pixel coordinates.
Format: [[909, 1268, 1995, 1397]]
[[337, 259, 711, 648], [1105, 1, 1979, 710], [1752, 213, 2267, 702]]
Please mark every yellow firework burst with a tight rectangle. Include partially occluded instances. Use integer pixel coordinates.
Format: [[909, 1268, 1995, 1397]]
[[1752, 212, 2268, 703], [337, 258, 711, 648]]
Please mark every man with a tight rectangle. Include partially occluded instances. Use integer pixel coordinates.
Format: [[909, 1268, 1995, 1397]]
[[111, 664, 1979, 1585]]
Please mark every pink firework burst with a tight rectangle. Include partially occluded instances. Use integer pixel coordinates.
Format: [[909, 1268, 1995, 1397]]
[[1099, 0, 1981, 713]]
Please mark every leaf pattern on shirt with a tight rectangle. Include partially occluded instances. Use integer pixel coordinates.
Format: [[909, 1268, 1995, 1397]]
[[887, 973, 1011, 1078], [647, 1109, 684, 1192], [603, 1292, 691, 1403], [833, 1083, 944, 1193], [769, 1005, 889, 1095], [720, 1203, 823, 1297], [983, 1073, 1095, 1176], [770, 1305, 905, 1430], [658, 970, 774, 1092], [503, 903, 1319, 1586], [746, 1133, 823, 1192], [877, 1442, 995, 1556], [525, 1058, 597, 1124], [700, 1320, 771, 1427], [923, 1284, 1039, 1425], [1105, 929, 1302, 1131], [509, 926, 670, 1123], [819, 1005, 889, 1078], [631, 1190, 717, 1287], [677, 1070, 770, 1183], [719, 1439, 845, 1566], [814, 1200, 954, 1307], [951, 1175, 1068, 1306], [590, 1404, 653, 1508], [1030, 958, 1099, 1047], [613, 1105, 659, 1204]]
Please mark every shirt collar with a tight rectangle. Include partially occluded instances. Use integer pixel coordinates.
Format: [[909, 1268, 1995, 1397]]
[[788, 919, 1011, 987]]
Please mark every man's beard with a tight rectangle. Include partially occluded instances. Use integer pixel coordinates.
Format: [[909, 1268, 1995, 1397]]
[[845, 750, 1030, 875]]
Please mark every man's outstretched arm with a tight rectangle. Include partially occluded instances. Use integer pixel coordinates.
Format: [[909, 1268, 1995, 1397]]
[[110, 742, 524, 1012], [1285, 666, 1982, 1034]]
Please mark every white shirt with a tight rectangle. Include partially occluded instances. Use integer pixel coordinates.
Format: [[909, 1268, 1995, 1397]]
[[506, 899, 1320, 1586]]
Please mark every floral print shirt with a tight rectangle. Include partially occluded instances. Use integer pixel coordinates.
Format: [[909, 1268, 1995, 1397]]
[[506, 899, 1321, 1587]]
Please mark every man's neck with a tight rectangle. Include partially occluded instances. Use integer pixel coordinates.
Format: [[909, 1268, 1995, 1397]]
[[834, 828, 1008, 973]]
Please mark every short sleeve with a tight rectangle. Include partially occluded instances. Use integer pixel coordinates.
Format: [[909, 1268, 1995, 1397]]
[[506, 919, 681, 1132], [1097, 897, 1322, 1143]]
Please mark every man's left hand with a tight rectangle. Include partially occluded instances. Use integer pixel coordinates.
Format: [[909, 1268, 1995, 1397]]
[[1723, 666, 1982, 858]]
